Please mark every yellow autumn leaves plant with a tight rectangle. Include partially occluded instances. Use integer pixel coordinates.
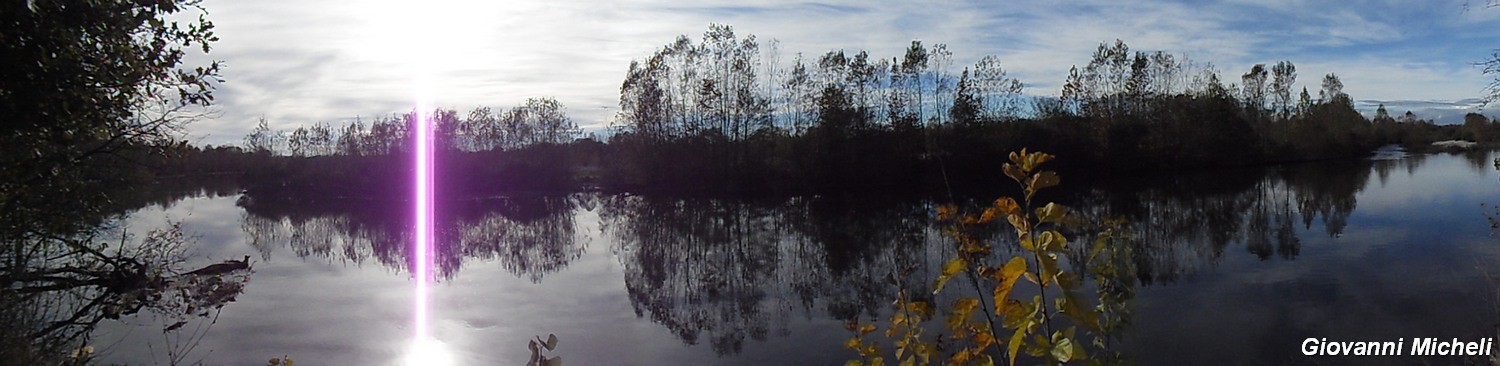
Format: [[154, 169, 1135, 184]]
[[846, 150, 1134, 366]]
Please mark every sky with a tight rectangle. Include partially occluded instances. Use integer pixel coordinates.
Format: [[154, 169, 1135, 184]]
[[180, 0, 1500, 146]]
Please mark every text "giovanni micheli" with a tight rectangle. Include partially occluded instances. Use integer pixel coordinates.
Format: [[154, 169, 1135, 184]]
[[1302, 337, 1493, 356]]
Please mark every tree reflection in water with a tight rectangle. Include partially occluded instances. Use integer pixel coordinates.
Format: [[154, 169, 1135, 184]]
[[1, 175, 251, 363], [600, 195, 938, 355], [228, 155, 1394, 358], [238, 194, 587, 282], [1, 220, 251, 364], [598, 158, 1388, 356]]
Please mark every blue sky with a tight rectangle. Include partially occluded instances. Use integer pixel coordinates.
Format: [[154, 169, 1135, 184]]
[[183, 0, 1500, 145]]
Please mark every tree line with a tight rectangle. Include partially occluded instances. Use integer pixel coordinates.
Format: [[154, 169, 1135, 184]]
[[180, 24, 1500, 199], [239, 96, 580, 157], [600, 24, 1491, 195]]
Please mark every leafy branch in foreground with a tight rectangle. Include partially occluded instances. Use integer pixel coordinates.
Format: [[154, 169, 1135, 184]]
[[845, 150, 1135, 366]]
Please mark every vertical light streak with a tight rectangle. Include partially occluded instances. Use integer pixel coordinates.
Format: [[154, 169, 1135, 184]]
[[414, 99, 432, 340]]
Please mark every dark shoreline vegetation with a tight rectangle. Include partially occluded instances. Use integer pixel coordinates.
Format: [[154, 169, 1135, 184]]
[[162, 25, 1500, 202]]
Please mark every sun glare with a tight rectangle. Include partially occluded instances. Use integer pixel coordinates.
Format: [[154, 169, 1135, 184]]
[[402, 337, 455, 366], [411, 2, 439, 362]]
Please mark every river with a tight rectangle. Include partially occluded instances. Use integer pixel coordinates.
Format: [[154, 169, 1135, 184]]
[[81, 149, 1500, 365]]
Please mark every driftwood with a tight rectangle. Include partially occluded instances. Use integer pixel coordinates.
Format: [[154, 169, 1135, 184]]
[[183, 255, 251, 276]]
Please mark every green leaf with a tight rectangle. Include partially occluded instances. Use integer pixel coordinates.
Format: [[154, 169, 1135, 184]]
[[544, 334, 558, 351], [543, 356, 563, 366]]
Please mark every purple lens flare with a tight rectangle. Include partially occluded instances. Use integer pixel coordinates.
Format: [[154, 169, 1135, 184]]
[[414, 101, 432, 341], [405, 100, 455, 365]]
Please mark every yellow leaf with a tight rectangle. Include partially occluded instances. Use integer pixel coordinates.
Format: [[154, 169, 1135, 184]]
[[1008, 328, 1027, 366], [845, 337, 862, 350], [993, 196, 1020, 216], [1024, 151, 1054, 172], [933, 258, 967, 294], [947, 298, 980, 331], [992, 257, 1026, 315], [1006, 214, 1028, 237], [936, 205, 957, 221], [906, 301, 932, 316], [1038, 253, 1059, 286], [846, 360, 864, 366], [951, 349, 972, 364], [1052, 337, 1074, 362], [1027, 171, 1060, 198], [977, 353, 995, 366], [1037, 231, 1067, 252], [859, 324, 876, 335], [1035, 203, 1067, 224], [870, 357, 886, 366], [975, 330, 996, 349], [1003, 163, 1026, 183], [979, 207, 997, 224]]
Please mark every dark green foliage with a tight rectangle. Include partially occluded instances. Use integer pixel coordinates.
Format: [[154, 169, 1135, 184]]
[[1, 1, 228, 361], [1, 0, 222, 251]]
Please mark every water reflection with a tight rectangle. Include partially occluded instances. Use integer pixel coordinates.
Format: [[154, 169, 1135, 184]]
[[1073, 158, 1412, 284], [0, 172, 249, 364], [598, 196, 938, 355], [80, 149, 1488, 365], [237, 195, 587, 282], [225, 154, 1424, 359], [1, 220, 251, 363]]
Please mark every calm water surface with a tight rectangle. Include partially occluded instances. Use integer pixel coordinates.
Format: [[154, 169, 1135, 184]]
[[88, 150, 1500, 365]]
